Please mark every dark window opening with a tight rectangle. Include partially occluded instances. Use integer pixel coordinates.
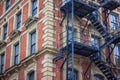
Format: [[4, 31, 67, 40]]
[[16, 12, 21, 29], [32, 0, 37, 17], [14, 43, 19, 65], [30, 31, 36, 54]]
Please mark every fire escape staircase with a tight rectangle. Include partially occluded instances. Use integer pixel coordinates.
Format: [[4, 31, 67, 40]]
[[87, 13, 112, 41], [87, 1, 120, 79], [90, 53, 117, 80], [54, 0, 120, 80]]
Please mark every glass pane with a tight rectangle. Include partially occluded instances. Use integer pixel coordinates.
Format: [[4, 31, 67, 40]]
[[14, 44, 19, 64], [32, 0, 37, 16], [68, 69, 78, 80], [17, 12, 21, 29], [0, 54, 5, 73], [1, 54, 5, 65], [31, 32, 36, 45], [68, 28, 76, 42], [6, 0, 10, 10], [3, 24, 7, 40], [29, 71, 35, 80], [110, 14, 119, 30], [30, 32, 36, 54], [91, 36, 100, 48]]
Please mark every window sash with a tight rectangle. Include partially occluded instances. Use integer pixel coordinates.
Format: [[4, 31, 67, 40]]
[[16, 13, 21, 29], [68, 69, 78, 80], [30, 32, 36, 54], [29, 71, 35, 80], [110, 14, 119, 30], [68, 28, 76, 42], [14, 44, 19, 65], [3, 25, 7, 40], [32, 0, 37, 16], [91, 37, 100, 48], [113, 45, 120, 65], [0, 54, 5, 73], [6, 0, 10, 10]]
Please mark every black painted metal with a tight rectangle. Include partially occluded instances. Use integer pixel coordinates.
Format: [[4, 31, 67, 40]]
[[53, 0, 120, 80], [90, 53, 117, 80], [101, 0, 120, 11], [87, 13, 112, 41], [60, 0, 96, 18]]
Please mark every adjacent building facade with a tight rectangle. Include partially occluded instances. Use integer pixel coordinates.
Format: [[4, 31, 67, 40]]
[[0, 0, 120, 80]]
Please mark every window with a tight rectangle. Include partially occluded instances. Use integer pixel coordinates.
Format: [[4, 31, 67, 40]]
[[3, 24, 8, 40], [68, 69, 78, 80], [6, 0, 10, 10], [30, 31, 36, 54], [68, 28, 76, 42], [16, 12, 21, 29], [94, 74, 104, 80], [32, 0, 37, 17], [92, 11, 98, 19], [28, 71, 35, 80], [91, 36, 100, 48], [0, 53, 5, 73], [14, 43, 19, 65], [110, 13, 119, 30], [113, 45, 120, 65]]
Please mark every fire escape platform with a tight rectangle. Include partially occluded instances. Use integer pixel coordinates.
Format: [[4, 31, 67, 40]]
[[101, 0, 120, 10], [60, 0, 96, 18], [62, 41, 99, 57]]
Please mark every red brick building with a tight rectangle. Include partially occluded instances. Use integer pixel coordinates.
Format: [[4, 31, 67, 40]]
[[0, 0, 120, 80]]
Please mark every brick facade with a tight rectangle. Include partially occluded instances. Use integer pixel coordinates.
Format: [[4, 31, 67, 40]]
[[0, 0, 120, 80]]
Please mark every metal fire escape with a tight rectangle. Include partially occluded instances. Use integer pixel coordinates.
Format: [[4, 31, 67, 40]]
[[53, 0, 120, 80]]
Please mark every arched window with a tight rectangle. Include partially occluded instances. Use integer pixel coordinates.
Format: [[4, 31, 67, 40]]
[[94, 74, 104, 80], [28, 71, 35, 80]]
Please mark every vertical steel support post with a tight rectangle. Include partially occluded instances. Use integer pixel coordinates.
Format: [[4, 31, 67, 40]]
[[71, 0, 75, 80], [66, 0, 69, 79]]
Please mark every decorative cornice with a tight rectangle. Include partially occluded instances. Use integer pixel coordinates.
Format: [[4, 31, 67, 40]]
[[0, 40, 6, 48], [9, 30, 21, 40], [24, 16, 39, 27]]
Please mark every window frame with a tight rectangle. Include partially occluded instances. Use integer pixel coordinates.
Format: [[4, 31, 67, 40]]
[[32, 0, 38, 17], [16, 12, 21, 30], [6, 0, 11, 10], [3, 23, 8, 40], [30, 31, 36, 55], [0, 53, 5, 74], [28, 71, 35, 80], [68, 27, 77, 42], [67, 68, 78, 80], [110, 13, 119, 30], [91, 35, 101, 49], [14, 43, 19, 65], [113, 45, 120, 66]]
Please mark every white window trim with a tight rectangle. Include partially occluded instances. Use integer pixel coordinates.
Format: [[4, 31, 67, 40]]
[[28, 0, 39, 18], [14, 10, 22, 31], [2, 23, 8, 41], [10, 36, 20, 67], [26, 23, 38, 57], [25, 62, 37, 80]]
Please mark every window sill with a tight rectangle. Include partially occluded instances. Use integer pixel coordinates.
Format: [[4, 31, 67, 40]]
[[0, 40, 6, 48], [9, 29, 21, 40], [24, 16, 39, 27]]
